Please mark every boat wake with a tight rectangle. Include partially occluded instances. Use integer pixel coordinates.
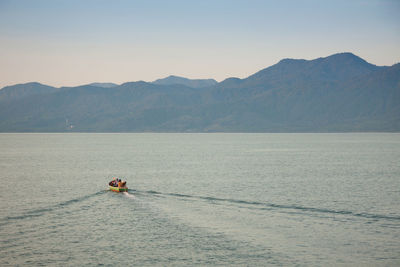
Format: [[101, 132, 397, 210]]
[[123, 191, 135, 199], [0, 190, 107, 226], [133, 189, 400, 222]]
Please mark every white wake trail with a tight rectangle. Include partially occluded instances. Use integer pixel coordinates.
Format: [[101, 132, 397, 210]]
[[123, 192, 135, 199]]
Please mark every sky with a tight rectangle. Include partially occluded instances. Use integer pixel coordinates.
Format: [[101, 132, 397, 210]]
[[0, 0, 399, 88]]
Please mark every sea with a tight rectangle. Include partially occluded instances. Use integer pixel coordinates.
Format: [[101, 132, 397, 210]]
[[0, 133, 399, 266]]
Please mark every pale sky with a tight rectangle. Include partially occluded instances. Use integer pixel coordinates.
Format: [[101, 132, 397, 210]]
[[0, 0, 399, 88]]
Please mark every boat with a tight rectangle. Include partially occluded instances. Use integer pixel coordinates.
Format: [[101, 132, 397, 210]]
[[109, 177, 128, 192], [109, 185, 128, 192]]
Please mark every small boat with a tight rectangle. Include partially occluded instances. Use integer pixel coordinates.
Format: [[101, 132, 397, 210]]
[[109, 177, 128, 192], [109, 185, 128, 192]]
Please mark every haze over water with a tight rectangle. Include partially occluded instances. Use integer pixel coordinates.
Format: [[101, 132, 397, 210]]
[[0, 133, 399, 266]]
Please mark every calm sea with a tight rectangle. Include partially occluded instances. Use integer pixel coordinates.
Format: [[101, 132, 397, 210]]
[[0, 133, 399, 266]]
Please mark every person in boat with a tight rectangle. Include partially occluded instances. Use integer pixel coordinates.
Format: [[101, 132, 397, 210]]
[[109, 178, 118, 187]]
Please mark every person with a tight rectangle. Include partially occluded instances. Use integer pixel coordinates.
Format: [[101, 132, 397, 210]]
[[110, 178, 117, 187], [118, 179, 122, 188]]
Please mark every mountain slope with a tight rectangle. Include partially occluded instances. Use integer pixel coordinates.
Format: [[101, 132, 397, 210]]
[[0, 53, 399, 132], [87, 82, 118, 88], [153, 75, 217, 88], [205, 55, 399, 131], [0, 82, 58, 102]]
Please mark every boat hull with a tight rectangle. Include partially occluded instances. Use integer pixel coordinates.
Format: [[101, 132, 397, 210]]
[[109, 186, 128, 192]]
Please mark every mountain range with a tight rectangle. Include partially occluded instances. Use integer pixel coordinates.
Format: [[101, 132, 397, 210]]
[[152, 75, 218, 88], [0, 52, 399, 132]]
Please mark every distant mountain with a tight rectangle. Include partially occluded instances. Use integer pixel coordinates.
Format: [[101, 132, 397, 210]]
[[87, 82, 118, 88], [153, 75, 217, 88], [0, 82, 57, 102], [219, 52, 383, 90], [0, 53, 399, 132], [207, 53, 398, 131]]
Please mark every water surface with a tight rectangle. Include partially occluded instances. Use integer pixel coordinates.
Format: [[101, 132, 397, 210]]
[[0, 133, 399, 266]]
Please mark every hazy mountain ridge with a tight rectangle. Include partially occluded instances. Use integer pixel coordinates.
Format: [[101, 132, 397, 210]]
[[0, 53, 399, 132], [87, 82, 119, 88], [152, 75, 218, 88], [0, 82, 58, 102]]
